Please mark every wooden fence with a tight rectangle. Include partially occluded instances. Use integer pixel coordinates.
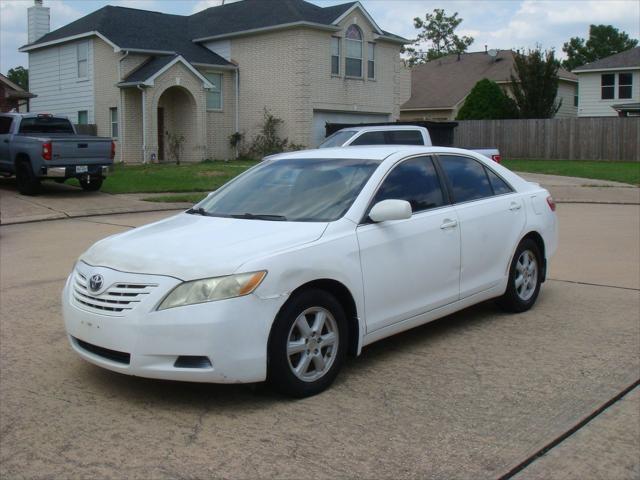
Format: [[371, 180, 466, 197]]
[[453, 117, 639, 161]]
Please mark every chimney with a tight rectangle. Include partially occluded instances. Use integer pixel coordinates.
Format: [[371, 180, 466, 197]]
[[28, 0, 50, 44], [485, 45, 488, 54]]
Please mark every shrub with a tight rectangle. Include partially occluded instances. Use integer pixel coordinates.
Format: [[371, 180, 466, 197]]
[[248, 108, 305, 158], [456, 79, 519, 120]]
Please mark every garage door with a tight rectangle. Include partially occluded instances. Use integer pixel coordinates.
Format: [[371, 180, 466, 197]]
[[312, 111, 390, 147]]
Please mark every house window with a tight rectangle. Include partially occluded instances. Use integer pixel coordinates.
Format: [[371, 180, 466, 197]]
[[367, 43, 375, 79], [205, 72, 222, 110], [331, 37, 340, 75], [574, 85, 578, 107], [619, 73, 633, 99], [77, 42, 88, 79], [345, 24, 363, 77], [77, 110, 88, 125], [110, 107, 118, 138], [601, 74, 615, 100]]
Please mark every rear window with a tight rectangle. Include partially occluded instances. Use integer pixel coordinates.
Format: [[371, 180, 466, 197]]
[[351, 131, 387, 146], [386, 130, 424, 145], [19, 117, 74, 134]]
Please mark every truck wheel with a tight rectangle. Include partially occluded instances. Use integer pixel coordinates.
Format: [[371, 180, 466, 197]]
[[79, 176, 103, 192], [15, 161, 41, 196]]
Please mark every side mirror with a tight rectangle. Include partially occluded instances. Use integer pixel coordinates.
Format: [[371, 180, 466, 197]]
[[369, 199, 412, 223]]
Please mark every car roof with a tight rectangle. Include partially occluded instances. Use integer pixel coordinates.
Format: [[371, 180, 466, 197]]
[[345, 125, 426, 132], [268, 146, 484, 162]]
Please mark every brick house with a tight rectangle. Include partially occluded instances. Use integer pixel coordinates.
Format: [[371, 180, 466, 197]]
[[20, 0, 410, 163]]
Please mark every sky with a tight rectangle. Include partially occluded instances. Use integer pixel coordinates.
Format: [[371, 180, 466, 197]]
[[1, 0, 639, 75]]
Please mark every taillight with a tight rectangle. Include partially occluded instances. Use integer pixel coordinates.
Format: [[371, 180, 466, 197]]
[[42, 142, 52, 161], [110, 141, 116, 160], [491, 154, 501, 163], [546, 196, 556, 212]]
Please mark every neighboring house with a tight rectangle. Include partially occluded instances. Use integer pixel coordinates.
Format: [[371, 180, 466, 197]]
[[19, 0, 410, 162], [400, 50, 578, 121], [0, 73, 35, 113], [573, 47, 640, 117]]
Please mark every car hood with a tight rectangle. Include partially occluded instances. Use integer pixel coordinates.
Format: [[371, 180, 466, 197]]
[[80, 213, 328, 281]]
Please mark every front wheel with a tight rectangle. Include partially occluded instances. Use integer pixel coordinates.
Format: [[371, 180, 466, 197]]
[[497, 238, 543, 313], [79, 176, 103, 192], [268, 289, 347, 398]]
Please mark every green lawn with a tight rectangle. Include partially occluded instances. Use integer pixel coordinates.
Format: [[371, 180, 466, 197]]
[[502, 159, 640, 186], [71, 160, 259, 194]]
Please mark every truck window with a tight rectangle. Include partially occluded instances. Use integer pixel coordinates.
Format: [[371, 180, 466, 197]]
[[0, 117, 12, 134], [351, 131, 387, 146], [386, 130, 424, 145], [19, 117, 75, 134]]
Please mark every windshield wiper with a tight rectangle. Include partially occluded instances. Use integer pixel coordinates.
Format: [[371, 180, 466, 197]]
[[186, 207, 210, 216], [231, 213, 288, 221]]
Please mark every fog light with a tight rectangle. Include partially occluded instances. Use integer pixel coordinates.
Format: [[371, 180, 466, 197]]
[[174, 356, 212, 369]]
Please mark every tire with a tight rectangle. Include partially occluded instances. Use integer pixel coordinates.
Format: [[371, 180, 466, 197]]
[[79, 176, 103, 192], [497, 238, 543, 313], [15, 160, 40, 196], [268, 289, 348, 398]]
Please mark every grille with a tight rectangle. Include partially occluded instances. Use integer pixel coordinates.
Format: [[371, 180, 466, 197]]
[[74, 337, 131, 364], [72, 271, 157, 316]]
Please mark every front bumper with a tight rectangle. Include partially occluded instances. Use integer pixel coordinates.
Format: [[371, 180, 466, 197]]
[[43, 165, 110, 178], [62, 262, 285, 383]]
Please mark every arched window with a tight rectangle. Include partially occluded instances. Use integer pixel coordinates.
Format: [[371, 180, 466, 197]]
[[345, 24, 363, 77]]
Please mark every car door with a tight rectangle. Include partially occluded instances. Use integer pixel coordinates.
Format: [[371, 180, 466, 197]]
[[0, 116, 13, 170], [356, 155, 460, 333], [437, 154, 526, 298]]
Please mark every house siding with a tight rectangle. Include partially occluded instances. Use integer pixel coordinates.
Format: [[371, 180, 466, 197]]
[[93, 38, 121, 160], [577, 70, 640, 117], [555, 80, 578, 118], [29, 39, 95, 123]]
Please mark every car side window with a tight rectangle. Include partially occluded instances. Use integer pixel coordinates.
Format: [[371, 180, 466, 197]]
[[351, 131, 387, 146], [386, 130, 424, 145], [439, 155, 493, 203], [371, 156, 445, 214], [0, 117, 12, 134], [486, 168, 513, 195]]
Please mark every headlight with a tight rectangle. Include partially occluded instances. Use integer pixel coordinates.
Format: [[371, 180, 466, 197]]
[[157, 271, 267, 311]]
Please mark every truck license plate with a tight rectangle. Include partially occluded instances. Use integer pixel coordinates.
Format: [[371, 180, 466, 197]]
[[76, 166, 88, 173]]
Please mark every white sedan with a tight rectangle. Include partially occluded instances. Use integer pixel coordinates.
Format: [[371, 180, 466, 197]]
[[62, 146, 558, 397]]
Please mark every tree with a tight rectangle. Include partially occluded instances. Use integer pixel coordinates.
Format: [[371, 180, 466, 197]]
[[510, 48, 561, 119], [7, 66, 28, 91], [456, 79, 519, 120], [562, 25, 638, 71], [403, 9, 474, 67]]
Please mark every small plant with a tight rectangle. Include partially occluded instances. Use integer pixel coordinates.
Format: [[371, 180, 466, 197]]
[[247, 108, 304, 158], [166, 131, 185, 165]]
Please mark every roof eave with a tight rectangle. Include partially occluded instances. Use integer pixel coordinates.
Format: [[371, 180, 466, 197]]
[[574, 65, 639, 74], [331, 2, 383, 35], [19, 31, 120, 52], [374, 33, 410, 45], [192, 21, 340, 43]]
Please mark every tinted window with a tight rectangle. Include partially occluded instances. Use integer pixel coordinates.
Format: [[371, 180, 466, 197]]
[[371, 156, 445, 214], [486, 168, 512, 195], [0, 117, 12, 134], [351, 131, 387, 145], [19, 117, 74, 134], [318, 130, 357, 148], [386, 130, 424, 145], [440, 155, 493, 203]]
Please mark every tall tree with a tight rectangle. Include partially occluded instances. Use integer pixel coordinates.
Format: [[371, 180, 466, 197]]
[[510, 48, 561, 119], [456, 79, 519, 120], [403, 9, 474, 67], [7, 66, 29, 91], [562, 25, 638, 71]]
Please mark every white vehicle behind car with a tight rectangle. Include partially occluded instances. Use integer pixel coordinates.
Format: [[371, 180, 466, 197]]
[[319, 125, 502, 163], [62, 146, 557, 397]]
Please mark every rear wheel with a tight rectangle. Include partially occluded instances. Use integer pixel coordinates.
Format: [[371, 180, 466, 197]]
[[498, 238, 542, 313], [79, 176, 103, 192], [15, 160, 40, 196], [268, 289, 347, 398]]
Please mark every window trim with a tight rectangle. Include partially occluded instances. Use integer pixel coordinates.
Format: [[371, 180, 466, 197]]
[[359, 154, 451, 225], [109, 107, 118, 138], [367, 42, 376, 80], [331, 36, 341, 76], [77, 41, 89, 80], [204, 72, 223, 111], [345, 24, 363, 78]]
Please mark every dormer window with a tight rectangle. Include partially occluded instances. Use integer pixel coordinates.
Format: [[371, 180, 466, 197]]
[[345, 24, 363, 78]]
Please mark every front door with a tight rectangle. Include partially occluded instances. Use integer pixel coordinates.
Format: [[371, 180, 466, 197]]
[[157, 108, 165, 161], [356, 156, 461, 333]]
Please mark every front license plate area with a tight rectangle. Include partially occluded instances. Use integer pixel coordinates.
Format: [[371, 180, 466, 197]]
[[76, 165, 88, 174]]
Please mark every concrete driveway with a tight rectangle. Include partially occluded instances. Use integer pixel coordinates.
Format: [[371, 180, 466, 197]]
[[0, 200, 638, 477]]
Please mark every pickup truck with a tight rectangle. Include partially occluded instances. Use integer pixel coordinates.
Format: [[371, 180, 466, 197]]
[[0, 113, 114, 195], [318, 125, 502, 163]]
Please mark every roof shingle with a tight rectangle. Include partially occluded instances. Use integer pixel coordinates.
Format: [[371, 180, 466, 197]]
[[573, 47, 640, 72]]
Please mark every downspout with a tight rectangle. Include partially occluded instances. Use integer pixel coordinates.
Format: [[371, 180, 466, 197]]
[[235, 68, 240, 159], [137, 84, 147, 164]]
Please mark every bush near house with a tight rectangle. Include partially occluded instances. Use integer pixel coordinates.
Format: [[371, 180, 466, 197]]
[[456, 79, 519, 120]]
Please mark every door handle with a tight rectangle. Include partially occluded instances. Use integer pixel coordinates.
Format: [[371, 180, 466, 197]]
[[440, 219, 458, 230], [509, 202, 522, 211]]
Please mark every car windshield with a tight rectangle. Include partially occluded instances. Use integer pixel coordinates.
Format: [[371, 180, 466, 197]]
[[19, 117, 74, 134], [318, 130, 357, 148], [194, 158, 379, 222]]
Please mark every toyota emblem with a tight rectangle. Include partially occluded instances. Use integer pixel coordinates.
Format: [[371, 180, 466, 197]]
[[89, 274, 104, 292]]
